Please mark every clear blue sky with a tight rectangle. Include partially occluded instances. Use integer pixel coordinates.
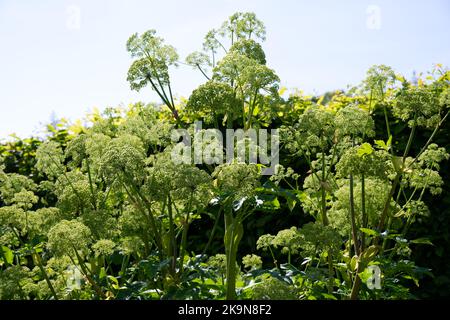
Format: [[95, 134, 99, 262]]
[[0, 0, 449, 139]]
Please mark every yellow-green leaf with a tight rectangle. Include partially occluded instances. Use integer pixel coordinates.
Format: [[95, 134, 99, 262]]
[[1, 246, 14, 265], [357, 143, 373, 157]]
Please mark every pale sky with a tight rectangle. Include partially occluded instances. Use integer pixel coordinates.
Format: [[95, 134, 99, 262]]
[[0, 0, 449, 138]]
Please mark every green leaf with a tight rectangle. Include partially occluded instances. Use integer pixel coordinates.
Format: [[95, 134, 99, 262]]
[[374, 140, 387, 150], [350, 255, 358, 271], [362, 245, 379, 261], [286, 198, 296, 212], [360, 228, 379, 237], [1, 246, 14, 265], [358, 267, 374, 285], [107, 275, 119, 289], [99, 267, 107, 279], [410, 238, 433, 245], [395, 74, 406, 82], [321, 293, 337, 300], [357, 143, 373, 157], [386, 135, 392, 148], [297, 192, 308, 203], [402, 274, 419, 287], [374, 135, 391, 151], [270, 197, 280, 209]]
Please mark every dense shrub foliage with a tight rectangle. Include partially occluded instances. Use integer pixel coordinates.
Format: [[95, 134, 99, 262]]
[[1, 12, 449, 300]]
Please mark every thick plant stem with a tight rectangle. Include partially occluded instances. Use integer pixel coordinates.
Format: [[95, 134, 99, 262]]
[[246, 90, 258, 129], [225, 212, 236, 300], [179, 211, 190, 275], [382, 104, 391, 139], [402, 118, 417, 163], [350, 261, 363, 300], [408, 111, 449, 168], [381, 184, 408, 254], [224, 211, 243, 300], [225, 245, 238, 300], [327, 253, 334, 295], [320, 138, 329, 226], [167, 194, 177, 275], [321, 167, 328, 224], [11, 228, 58, 300], [321, 184, 328, 225], [349, 174, 367, 300], [196, 64, 211, 80], [85, 158, 97, 210], [379, 115, 416, 233], [71, 248, 106, 299], [361, 174, 367, 252], [348, 171, 362, 299], [377, 175, 400, 233], [122, 182, 162, 255], [33, 252, 59, 300], [349, 173, 360, 256], [145, 74, 181, 127], [321, 145, 333, 294], [179, 193, 194, 275], [268, 246, 279, 270]]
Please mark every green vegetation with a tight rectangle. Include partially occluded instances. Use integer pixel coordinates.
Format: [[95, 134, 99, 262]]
[[1, 12, 450, 300]]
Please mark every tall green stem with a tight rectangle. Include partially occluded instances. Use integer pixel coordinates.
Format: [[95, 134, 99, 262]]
[[349, 172, 359, 256], [71, 248, 106, 299], [179, 193, 194, 275], [408, 111, 449, 168], [361, 173, 367, 252], [350, 260, 363, 300], [378, 115, 417, 233], [85, 158, 97, 210], [166, 194, 177, 275], [320, 140, 329, 226], [224, 209, 243, 300], [33, 252, 59, 300]]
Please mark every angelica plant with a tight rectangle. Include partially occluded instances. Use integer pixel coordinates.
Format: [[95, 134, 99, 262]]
[[47, 219, 106, 298], [126, 30, 181, 125], [0, 167, 65, 300], [242, 254, 262, 271], [251, 276, 297, 300], [187, 12, 266, 71], [142, 151, 213, 278], [1, 12, 449, 301], [213, 52, 280, 129], [186, 12, 279, 130], [279, 65, 450, 299], [186, 81, 240, 128], [212, 162, 261, 299], [282, 105, 338, 225]]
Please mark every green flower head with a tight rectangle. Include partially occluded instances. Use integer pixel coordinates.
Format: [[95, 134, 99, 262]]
[[92, 239, 116, 257], [242, 254, 262, 270], [47, 220, 92, 257], [35, 141, 65, 179], [335, 105, 375, 138], [212, 162, 260, 200], [393, 86, 442, 128]]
